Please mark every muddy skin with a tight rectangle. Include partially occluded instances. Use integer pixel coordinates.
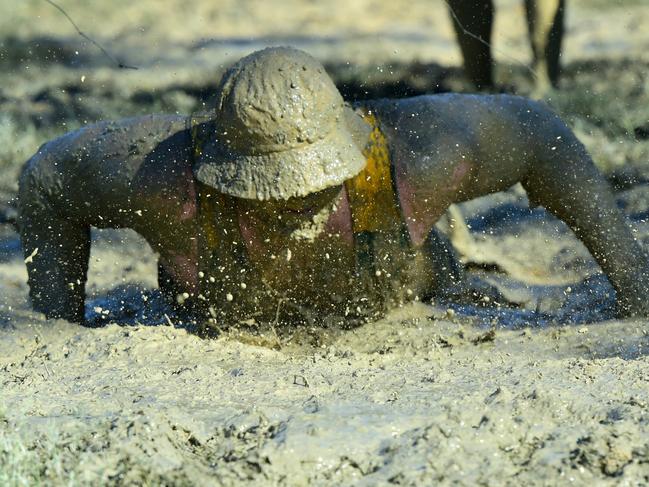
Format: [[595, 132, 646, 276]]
[[448, 0, 564, 89], [17, 92, 649, 325], [18, 115, 197, 323]]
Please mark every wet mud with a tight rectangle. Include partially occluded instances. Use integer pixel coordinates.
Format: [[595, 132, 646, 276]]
[[2, 0, 649, 485]]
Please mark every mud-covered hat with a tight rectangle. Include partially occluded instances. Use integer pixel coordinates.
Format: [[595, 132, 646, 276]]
[[193, 47, 366, 200]]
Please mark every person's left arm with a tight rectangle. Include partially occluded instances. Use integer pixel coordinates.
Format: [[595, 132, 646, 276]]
[[376, 94, 649, 316]]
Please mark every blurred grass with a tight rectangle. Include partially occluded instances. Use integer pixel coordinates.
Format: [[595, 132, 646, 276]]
[[0, 116, 50, 196], [549, 60, 649, 138], [0, 420, 184, 487], [0, 421, 73, 487], [0, 410, 264, 486], [0, 0, 444, 44], [546, 59, 649, 182]]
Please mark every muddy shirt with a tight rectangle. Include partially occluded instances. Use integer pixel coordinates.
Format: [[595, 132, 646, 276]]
[[188, 108, 439, 327]]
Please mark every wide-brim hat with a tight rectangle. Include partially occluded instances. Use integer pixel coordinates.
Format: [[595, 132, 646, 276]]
[[192, 46, 366, 201], [194, 121, 366, 201]]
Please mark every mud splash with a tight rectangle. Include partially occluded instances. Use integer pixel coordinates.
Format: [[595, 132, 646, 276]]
[[3, 0, 649, 484]]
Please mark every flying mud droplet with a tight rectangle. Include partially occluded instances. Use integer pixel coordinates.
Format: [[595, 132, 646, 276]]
[[24, 247, 39, 264]]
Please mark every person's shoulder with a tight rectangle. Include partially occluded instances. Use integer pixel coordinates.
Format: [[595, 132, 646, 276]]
[[364, 93, 540, 112], [358, 94, 478, 120], [90, 113, 189, 140], [34, 114, 188, 156]]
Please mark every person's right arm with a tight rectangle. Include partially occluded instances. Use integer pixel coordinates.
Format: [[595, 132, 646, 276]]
[[17, 114, 192, 323]]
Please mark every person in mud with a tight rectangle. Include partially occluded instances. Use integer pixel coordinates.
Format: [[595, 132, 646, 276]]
[[18, 46, 649, 328], [447, 0, 564, 89]]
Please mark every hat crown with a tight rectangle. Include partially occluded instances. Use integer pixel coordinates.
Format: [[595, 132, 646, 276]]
[[216, 47, 344, 154]]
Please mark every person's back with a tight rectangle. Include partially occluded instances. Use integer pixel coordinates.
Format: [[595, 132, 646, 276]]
[[17, 47, 649, 328]]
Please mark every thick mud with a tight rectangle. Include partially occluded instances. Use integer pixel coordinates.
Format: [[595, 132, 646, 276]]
[[2, 0, 649, 485]]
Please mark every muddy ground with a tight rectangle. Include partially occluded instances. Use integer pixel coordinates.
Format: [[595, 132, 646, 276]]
[[2, 0, 649, 485]]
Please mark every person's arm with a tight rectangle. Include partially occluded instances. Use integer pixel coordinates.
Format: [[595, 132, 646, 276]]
[[377, 94, 649, 317], [17, 114, 191, 323], [18, 131, 93, 323], [516, 98, 649, 316]]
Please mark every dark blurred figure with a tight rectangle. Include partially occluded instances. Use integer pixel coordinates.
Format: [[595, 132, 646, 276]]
[[447, 0, 565, 89]]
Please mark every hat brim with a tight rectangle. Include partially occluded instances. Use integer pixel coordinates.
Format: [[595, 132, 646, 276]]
[[193, 128, 366, 200]]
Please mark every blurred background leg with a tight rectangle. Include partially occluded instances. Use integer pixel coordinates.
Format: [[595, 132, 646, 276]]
[[447, 0, 495, 90], [525, 0, 565, 89]]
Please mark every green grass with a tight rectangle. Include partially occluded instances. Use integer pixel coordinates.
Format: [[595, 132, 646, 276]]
[[0, 425, 74, 486]]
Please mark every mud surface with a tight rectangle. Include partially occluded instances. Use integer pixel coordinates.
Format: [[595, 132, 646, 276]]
[[2, 0, 649, 485]]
